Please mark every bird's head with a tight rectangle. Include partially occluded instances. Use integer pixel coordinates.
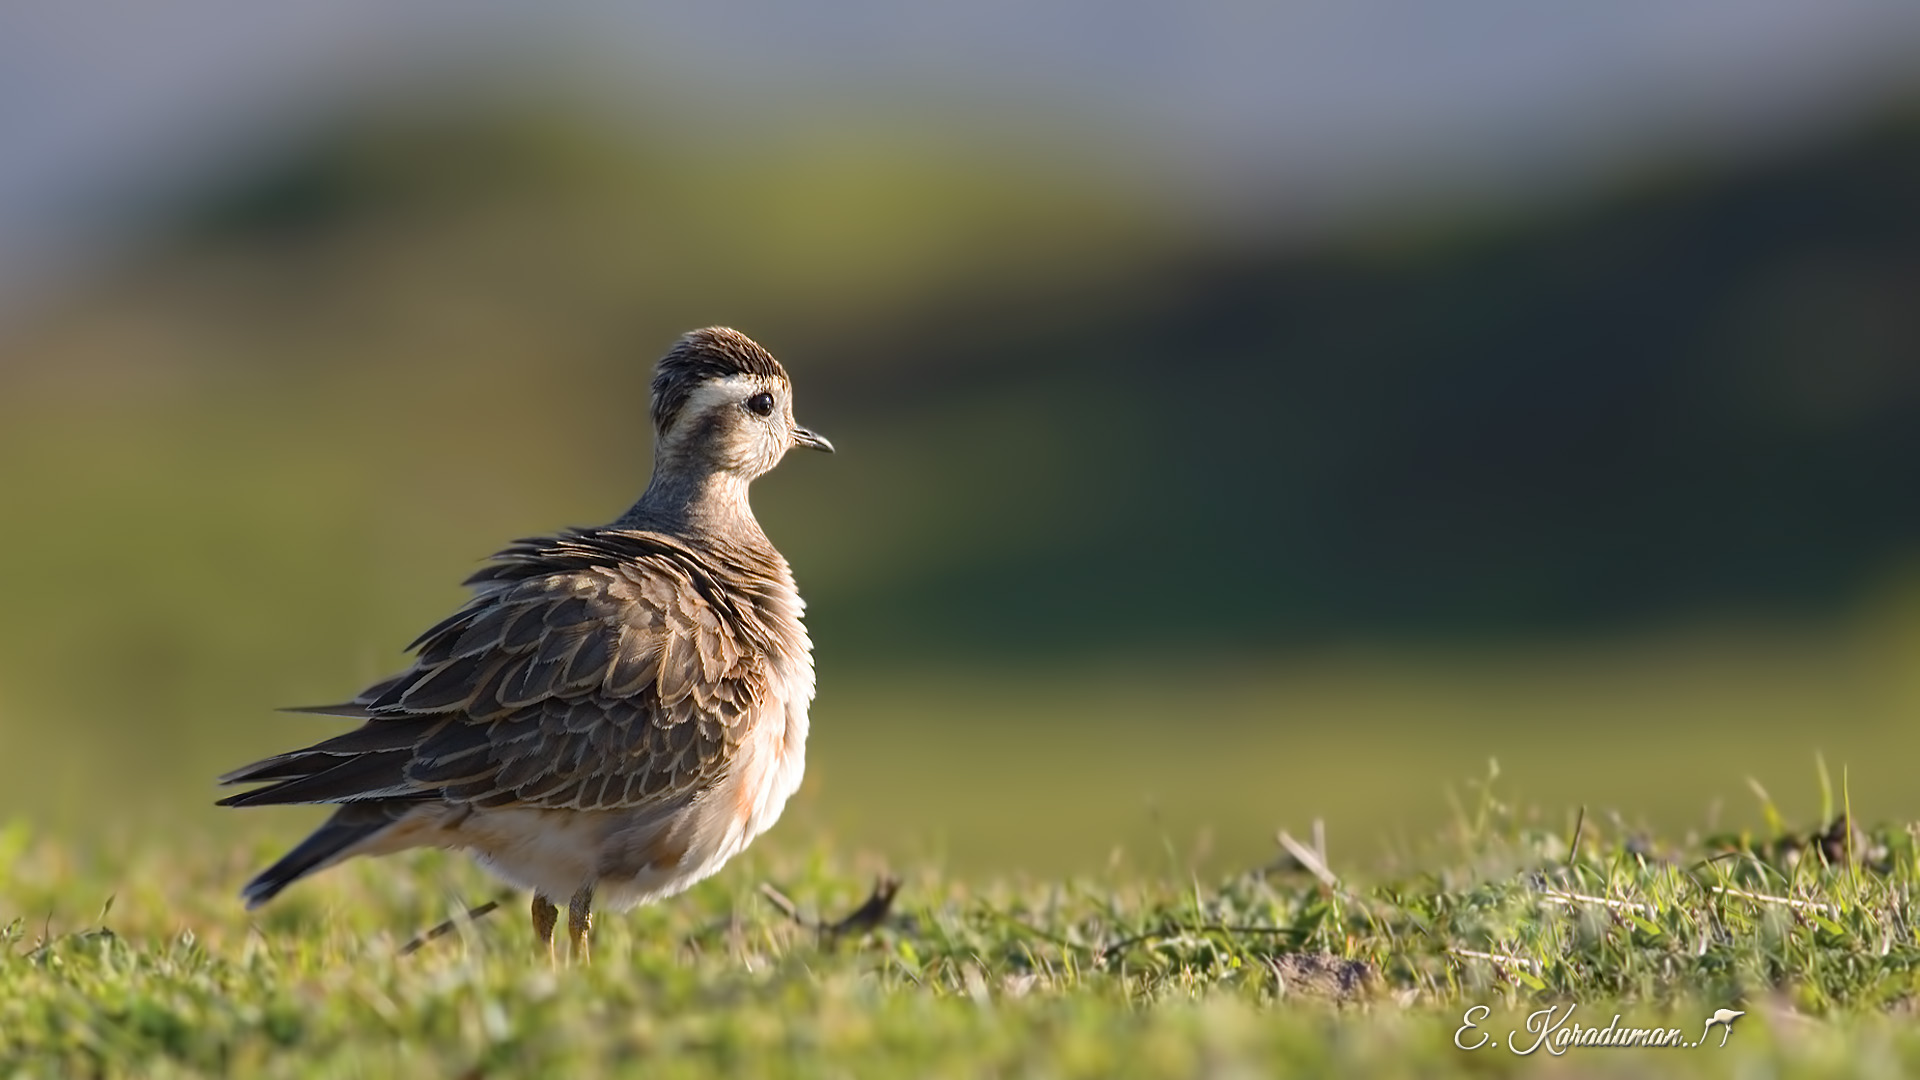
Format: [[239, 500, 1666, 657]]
[[649, 327, 833, 480]]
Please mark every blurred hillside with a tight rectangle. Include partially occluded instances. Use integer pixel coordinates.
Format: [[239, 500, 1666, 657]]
[[818, 111, 1920, 656], [9, 105, 1916, 653], [2, 103, 1917, 869]]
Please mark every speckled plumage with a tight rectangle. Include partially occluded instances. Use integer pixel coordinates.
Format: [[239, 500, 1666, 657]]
[[219, 327, 831, 960]]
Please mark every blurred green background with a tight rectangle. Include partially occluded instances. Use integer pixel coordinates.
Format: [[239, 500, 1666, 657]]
[[3, 5, 1919, 880]]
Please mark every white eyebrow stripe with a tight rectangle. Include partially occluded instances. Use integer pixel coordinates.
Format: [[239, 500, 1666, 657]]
[[675, 375, 772, 424]]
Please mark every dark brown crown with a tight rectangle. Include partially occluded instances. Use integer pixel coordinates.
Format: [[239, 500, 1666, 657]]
[[650, 327, 789, 435]]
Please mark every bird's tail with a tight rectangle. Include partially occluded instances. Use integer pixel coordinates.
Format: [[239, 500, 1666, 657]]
[[241, 803, 406, 909]]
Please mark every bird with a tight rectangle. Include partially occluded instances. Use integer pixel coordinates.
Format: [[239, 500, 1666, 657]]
[[1699, 1008, 1744, 1048], [218, 327, 833, 962]]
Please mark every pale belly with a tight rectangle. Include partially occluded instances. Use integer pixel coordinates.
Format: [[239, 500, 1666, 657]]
[[355, 696, 809, 911]]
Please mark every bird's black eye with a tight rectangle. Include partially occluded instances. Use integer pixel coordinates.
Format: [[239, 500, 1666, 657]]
[[745, 392, 776, 417]]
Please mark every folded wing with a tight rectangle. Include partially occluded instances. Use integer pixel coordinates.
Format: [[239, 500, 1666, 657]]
[[218, 531, 768, 813]]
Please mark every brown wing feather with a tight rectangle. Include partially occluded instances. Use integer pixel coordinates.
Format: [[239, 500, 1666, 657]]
[[219, 530, 777, 813]]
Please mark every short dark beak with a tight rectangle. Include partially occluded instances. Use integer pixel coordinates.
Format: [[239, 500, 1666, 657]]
[[792, 427, 834, 453]]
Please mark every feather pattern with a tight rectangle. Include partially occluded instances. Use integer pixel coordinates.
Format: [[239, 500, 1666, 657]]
[[220, 527, 807, 813]]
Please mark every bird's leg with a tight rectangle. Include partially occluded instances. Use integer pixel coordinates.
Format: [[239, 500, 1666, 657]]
[[532, 894, 559, 964], [567, 883, 594, 965]]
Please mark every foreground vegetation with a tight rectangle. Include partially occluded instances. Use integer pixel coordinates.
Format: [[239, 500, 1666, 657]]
[[7, 771, 1920, 1077]]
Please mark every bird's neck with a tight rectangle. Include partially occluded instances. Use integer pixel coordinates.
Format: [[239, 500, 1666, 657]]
[[614, 463, 771, 550]]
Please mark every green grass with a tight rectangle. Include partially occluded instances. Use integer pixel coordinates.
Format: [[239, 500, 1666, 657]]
[[9, 771, 1920, 1077]]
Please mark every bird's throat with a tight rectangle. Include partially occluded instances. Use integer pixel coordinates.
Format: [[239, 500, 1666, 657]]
[[617, 466, 765, 546]]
